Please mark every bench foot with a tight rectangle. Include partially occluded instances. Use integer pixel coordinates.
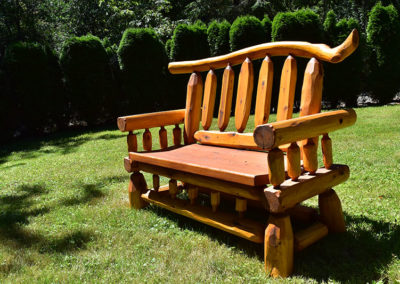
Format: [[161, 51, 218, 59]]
[[264, 214, 294, 278], [318, 188, 346, 233], [128, 172, 148, 209]]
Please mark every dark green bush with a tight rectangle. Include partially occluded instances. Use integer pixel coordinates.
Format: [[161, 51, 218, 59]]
[[170, 21, 210, 61], [323, 10, 337, 45], [2, 42, 65, 137], [261, 15, 272, 42], [207, 20, 231, 56], [366, 2, 400, 104], [165, 39, 173, 60], [60, 35, 113, 125], [272, 9, 323, 42], [230, 15, 265, 51], [323, 16, 363, 107], [118, 28, 168, 113]]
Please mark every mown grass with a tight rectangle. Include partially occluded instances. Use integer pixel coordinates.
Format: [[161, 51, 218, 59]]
[[0, 105, 399, 283]]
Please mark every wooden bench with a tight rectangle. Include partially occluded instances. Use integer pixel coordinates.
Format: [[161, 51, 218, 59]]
[[118, 29, 359, 277]]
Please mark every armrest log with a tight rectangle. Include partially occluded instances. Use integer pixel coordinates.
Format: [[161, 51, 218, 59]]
[[253, 109, 356, 150], [117, 109, 185, 132]]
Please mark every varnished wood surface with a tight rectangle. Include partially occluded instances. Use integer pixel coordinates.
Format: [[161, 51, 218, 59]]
[[201, 69, 217, 130], [130, 144, 276, 186], [194, 131, 260, 150], [118, 109, 185, 132], [218, 65, 235, 131], [254, 56, 274, 126], [253, 109, 357, 149], [264, 164, 350, 213], [168, 30, 359, 74], [294, 222, 328, 251], [319, 189, 346, 233], [235, 58, 254, 132], [276, 56, 297, 121], [184, 72, 203, 144], [141, 190, 265, 243]]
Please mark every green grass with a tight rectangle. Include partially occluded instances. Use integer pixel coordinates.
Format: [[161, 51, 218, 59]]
[[0, 105, 399, 283]]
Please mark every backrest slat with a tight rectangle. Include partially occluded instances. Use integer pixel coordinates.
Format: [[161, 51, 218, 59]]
[[276, 55, 297, 121], [217, 64, 235, 132], [300, 58, 324, 117], [254, 56, 274, 127], [201, 69, 217, 130], [235, 58, 254, 133], [184, 72, 203, 144]]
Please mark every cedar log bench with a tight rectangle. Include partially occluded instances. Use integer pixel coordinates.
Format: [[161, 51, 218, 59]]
[[118, 29, 359, 278]]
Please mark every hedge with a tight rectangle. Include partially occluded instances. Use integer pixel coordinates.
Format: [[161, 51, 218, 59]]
[[170, 21, 209, 61], [118, 28, 168, 113], [366, 2, 400, 104], [323, 14, 363, 107], [207, 20, 231, 56], [2, 42, 65, 138], [261, 15, 272, 42], [272, 9, 323, 43], [230, 15, 265, 51]]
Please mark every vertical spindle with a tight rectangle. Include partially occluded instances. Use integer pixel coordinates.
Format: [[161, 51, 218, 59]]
[[159, 126, 168, 149], [268, 148, 286, 187], [127, 131, 137, 152], [286, 142, 301, 180], [152, 174, 160, 192], [321, 134, 333, 169], [302, 138, 318, 174], [173, 124, 182, 146], [143, 128, 152, 151], [210, 192, 220, 212], [169, 179, 178, 199]]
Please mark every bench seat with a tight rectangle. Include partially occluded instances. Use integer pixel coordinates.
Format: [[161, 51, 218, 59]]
[[129, 143, 283, 186]]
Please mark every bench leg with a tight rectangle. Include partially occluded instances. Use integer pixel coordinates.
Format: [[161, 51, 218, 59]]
[[128, 172, 148, 209], [264, 213, 294, 278], [318, 188, 346, 233]]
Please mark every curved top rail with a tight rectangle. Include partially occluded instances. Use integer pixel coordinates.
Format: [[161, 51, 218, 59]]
[[168, 29, 359, 74]]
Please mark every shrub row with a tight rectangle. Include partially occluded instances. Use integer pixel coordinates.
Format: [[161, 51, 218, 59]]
[[1, 3, 399, 141]]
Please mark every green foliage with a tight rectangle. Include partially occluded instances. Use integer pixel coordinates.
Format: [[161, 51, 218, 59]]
[[207, 20, 231, 56], [323, 15, 363, 107], [229, 15, 265, 51], [118, 28, 168, 113], [60, 35, 113, 125], [251, 0, 270, 19], [170, 22, 209, 61], [261, 15, 272, 42], [2, 42, 65, 137], [366, 2, 400, 104], [272, 9, 323, 42], [165, 39, 173, 60]]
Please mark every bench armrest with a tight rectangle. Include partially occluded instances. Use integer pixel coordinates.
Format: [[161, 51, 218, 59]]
[[253, 109, 357, 149], [117, 109, 185, 132]]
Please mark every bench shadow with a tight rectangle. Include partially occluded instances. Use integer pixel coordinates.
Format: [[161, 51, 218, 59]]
[[0, 184, 94, 256], [145, 205, 399, 282]]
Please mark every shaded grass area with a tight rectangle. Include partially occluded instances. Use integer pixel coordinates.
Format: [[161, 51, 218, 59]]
[[0, 105, 399, 282]]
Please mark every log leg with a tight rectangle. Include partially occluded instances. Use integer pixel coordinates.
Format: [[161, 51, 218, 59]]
[[264, 214, 294, 278], [318, 188, 346, 233], [128, 172, 148, 209]]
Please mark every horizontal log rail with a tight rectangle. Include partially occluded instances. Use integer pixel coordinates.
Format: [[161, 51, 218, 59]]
[[168, 29, 358, 74], [253, 109, 357, 150], [194, 131, 260, 150], [117, 109, 185, 132]]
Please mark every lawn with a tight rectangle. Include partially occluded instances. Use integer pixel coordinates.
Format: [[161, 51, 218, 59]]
[[0, 105, 399, 283]]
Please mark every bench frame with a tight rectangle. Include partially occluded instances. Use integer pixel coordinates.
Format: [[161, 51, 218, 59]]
[[118, 30, 359, 278]]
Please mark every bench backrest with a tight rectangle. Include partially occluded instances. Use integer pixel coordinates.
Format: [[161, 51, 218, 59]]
[[168, 29, 359, 145]]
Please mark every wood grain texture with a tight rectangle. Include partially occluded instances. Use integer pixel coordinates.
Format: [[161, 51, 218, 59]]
[[168, 29, 359, 74], [143, 128, 152, 152], [235, 58, 254, 132], [264, 164, 349, 213], [265, 214, 294, 278], [184, 72, 203, 144], [211, 192, 221, 212], [286, 142, 301, 180], [302, 138, 318, 174], [135, 162, 264, 201], [152, 174, 160, 192], [169, 179, 178, 199], [218, 64, 235, 131], [255, 56, 274, 127], [130, 144, 275, 186], [277, 55, 297, 121], [294, 222, 328, 252], [141, 190, 265, 243], [201, 69, 217, 130], [253, 109, 357, 149], [194, 130, 260, 150], [300, 58, 324, 117], [159, 126, 168, 149], [288, 204, 318, 224], [173, 124, 182, 146], [118, 109, 185, 132], [128, 172, 148, 209], [319, 189, 346, 233], [127, 131, 137, 152]]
